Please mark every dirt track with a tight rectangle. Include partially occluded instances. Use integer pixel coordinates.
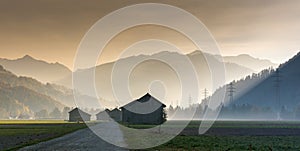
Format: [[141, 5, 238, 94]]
[[19, 122, 128, 151]]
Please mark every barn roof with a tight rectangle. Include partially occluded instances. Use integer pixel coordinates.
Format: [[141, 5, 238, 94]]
[[95, 109, 109, 116], [110, 108, 121, 113], [96, 108, 121, 116], [120, 93, 166, 114], [69, 107, 91, 116]]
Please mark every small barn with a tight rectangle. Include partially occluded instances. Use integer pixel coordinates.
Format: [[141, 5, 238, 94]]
[[109, 108, 122, 122], [120, 93, 166, 125], [68, 108, 91, 122], [96, 108, 122, 122], [96, 109, 110, 121]]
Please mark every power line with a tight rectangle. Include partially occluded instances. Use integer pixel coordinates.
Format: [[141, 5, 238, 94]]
[[227, 82, 235, 102], [203, 88, 209, 101], [273, 69, 282, 120], [201, 88, 209, 106]]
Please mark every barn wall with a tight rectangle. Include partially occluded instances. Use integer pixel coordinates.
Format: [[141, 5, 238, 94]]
[[96, 112, 110, 121], [69, 111, 91, 122], [122, 107, 164, 124], [110, 111, 122, 122]]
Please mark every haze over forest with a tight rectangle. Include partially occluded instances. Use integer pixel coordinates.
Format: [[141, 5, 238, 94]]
[[1, 49, 300, 121], [0, 49, 283, 119], [0, 51, 277, 105]]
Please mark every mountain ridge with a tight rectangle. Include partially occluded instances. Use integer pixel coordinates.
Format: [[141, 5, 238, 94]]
[[215, 51, 300, 119], [0, 66, 65, 119], [222, 53, 278, 72], [56, 50, 257, 108], [0, 65, 100, 115], [0, 55, 71, 84]]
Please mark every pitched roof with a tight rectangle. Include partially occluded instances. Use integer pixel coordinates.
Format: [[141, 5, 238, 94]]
[[110, 108, 121, 113], [120, 93, 166, 114], [69, 107, 91, 116], [96, 108, 121, 116], [95, 109, 109, 116]]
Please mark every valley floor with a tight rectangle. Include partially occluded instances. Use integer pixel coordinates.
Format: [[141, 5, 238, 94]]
[[2, 120, 300, 150], [129, 121, 300, 150], [0, 120, 86, 150]]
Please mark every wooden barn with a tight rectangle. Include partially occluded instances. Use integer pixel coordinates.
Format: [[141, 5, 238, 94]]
[[96, 109, 110, 121], [120, 93, 166, 125], [96, 108, 122, 122], [108, 108, 122, 122], [68, 108, 91, 122]]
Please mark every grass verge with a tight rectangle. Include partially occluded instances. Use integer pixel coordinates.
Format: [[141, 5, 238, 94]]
[[0, 120, 87, 151]]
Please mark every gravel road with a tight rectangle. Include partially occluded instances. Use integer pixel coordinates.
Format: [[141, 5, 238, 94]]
[[19, 122, 128, 151]]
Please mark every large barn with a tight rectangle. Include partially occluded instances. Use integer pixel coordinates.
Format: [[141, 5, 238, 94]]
[[120, 93, 166, 125], [68, 108, 91, 122]]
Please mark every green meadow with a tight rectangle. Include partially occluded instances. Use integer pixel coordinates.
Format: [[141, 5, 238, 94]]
[[2, 120, 300, 150], [153, 135, 300, 151], [126, 120, 300, 150], [0, 120, 87, 151]]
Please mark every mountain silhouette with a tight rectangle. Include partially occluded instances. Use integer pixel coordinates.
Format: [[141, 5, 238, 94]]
[[217, 52, 300, 119], [0, 55, 71, 83], [0, 65, 100, 119], [223, 54, 278, 72], [56, 51, 258, 107], [0, 66, 64, 119]]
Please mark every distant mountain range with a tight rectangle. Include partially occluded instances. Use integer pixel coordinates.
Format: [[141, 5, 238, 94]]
[[0, 51, 278, 109], [0, 65, 99, 119], [0, 52, 277, 87], [0, 55, 71, 83], [223, 54, 278, 72], [55, 51, 277, 107]]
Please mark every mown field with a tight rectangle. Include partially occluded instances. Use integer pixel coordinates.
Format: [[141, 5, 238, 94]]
[[127, 120, 300, 151], [0, 120, 87, 151], [2, 120, 300, 150], [153, 135, 300, 151]]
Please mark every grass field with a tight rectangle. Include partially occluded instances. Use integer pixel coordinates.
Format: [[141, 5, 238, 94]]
[[0, 120, 69, 124], [2, 120, 300, 150], [152, 135, 300, 151], [127, 120, 300, 129], [125, 120, 300, 150], [0, 120, 88, 151]]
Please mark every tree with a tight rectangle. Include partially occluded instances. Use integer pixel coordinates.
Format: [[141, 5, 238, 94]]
[[62, 107, 70, 120], [162, 108, 167, 123], [49, 107, 62, 119], [295, 105, 300, 119], [168, 105, 175, 116], [35, 109, 49, 119]]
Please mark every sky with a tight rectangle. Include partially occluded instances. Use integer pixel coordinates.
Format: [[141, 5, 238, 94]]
[[0, 0, 300, 69]]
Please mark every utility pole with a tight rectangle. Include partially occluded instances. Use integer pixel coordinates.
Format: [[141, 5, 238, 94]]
[[273, 69, 282, 121], [202, 88, 209, 106], [228, 82, 235, 102], [203, 88, 209, 101], [188, 95, 192, 107]]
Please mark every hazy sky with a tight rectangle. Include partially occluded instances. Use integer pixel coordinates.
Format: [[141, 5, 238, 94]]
[[0, 0, 300, 69]]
